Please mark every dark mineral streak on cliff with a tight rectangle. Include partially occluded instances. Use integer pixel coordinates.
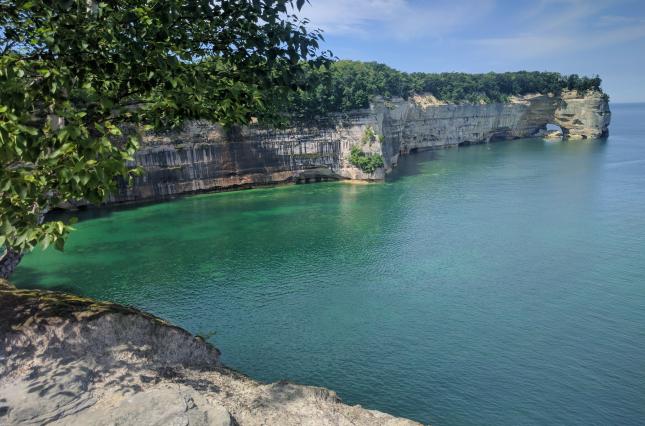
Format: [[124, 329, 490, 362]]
[[110, 112, 377, 203]]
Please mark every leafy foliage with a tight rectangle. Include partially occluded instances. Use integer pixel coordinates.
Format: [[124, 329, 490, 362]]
[[348, 146, 384, 174], [285, 60, 604, 119], [361, 126, 382, 145], [0, 0, 330, 255]]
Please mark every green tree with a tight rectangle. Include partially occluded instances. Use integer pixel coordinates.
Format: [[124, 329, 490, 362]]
[[285, 61, 604, 118], [0, 0, 330, 277], [348, 146, 384, 174]]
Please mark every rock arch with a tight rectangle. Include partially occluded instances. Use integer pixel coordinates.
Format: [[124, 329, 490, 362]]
[[552, 90, 611, 139]]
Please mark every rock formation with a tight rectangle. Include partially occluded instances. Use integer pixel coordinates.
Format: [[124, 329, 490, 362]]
[[553, 90, 611, 139], [106, 90, 609, 204], [0, 280, 419, 425]]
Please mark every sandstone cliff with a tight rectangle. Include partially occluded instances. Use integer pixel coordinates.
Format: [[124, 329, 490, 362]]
[[108, 90, 609, 204], [0, 280, 419, 425]]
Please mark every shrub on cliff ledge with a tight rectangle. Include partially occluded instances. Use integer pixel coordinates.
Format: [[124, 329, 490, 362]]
[[349, 146, 384, 174], [361, 126, 384, 145], [0, 0, 330, 277]]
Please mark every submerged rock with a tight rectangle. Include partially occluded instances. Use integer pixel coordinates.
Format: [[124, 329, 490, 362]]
[[0, 280, 420, 425], [544, 130, 563, 139]]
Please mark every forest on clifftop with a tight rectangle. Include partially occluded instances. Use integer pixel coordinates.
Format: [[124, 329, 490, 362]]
[[283, 60, 605, 119]]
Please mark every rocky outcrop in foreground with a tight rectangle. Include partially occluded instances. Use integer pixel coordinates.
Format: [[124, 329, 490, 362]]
[[0, 280, 419, 425], [106, 89, 610, 204]]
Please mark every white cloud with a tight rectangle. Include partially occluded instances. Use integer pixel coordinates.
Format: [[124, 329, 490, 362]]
[[297, 0, 645, 59], [471, 25, 645, 58], [297, 0, 494, 40], [469, 0, 645, 59], [595, 15, 645, 27], [471, 36, 575, 58]]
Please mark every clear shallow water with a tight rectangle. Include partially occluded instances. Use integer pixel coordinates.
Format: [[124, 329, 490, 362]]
[[14, 104, 645, 425]]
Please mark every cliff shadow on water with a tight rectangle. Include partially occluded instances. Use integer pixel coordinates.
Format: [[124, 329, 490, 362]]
[[385, 147, 444, 180]]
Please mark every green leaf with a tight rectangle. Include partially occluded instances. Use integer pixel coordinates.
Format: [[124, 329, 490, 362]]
[[0, 0, 330, 261]]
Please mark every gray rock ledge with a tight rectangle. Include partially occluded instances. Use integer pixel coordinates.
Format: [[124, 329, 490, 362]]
[[0, 279, 421, 425]]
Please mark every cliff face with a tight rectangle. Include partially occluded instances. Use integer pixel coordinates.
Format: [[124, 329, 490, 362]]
[[110, 114, 382, 203], [375, 89, 610, 170], [109, 90, 609, 204]]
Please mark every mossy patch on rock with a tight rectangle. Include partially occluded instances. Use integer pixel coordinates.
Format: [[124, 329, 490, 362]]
[[0, 278, 174, 334]]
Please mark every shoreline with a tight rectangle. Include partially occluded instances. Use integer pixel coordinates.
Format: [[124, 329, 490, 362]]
[[0, 279, 421, 425]]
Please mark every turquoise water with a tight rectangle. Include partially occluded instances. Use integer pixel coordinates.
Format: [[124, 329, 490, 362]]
[[14, 104, 645, 425]]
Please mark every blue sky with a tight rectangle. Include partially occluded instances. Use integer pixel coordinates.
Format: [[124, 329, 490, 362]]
[[297, 0, 645, 102]]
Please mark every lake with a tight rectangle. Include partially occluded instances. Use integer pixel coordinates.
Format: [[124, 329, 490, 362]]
[[14, 103, 645, 425]]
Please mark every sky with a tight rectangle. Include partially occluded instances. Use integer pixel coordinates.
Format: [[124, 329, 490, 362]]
[[296, 0, 645, 102]]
